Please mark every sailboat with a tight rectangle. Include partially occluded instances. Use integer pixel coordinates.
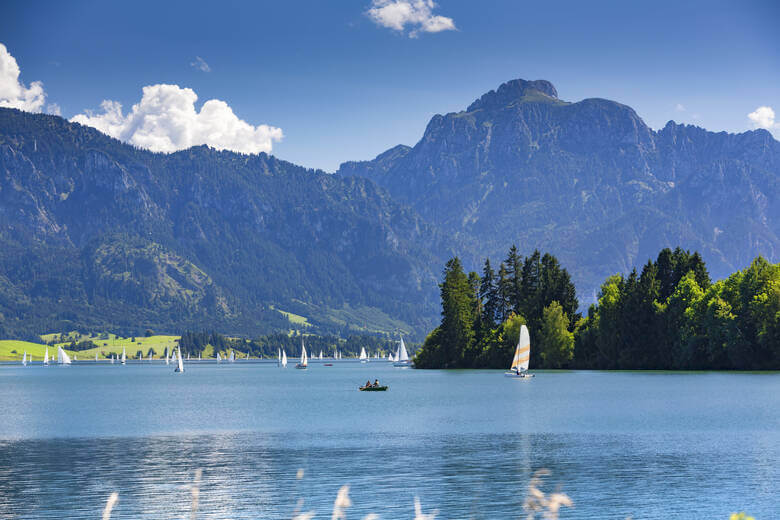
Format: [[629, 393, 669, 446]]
[[74, 354, 78, 361], [111, 354, 115, 364], [165, 348, 170, 365], [393, 335, 411, 367], [57, 346, 72, 365], [217, 352, 222, 363], [359, 347, 368, 363], [22, 351, 27, 366], [121, 347, 126, 365], [174, 346, 184, 373], [319, 350, 323, 360], [282, 349, 288, 368], [229, 350, 236, 363], [505, 325, 534, 378], [95, 353, 99, 362], [43, 347, 50, 365], [148, 351, 153, 362], [296, 339, 308, 369]]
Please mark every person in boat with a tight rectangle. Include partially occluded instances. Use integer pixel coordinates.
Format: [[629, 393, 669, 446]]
[[365, 380, 372, 388], [373, 379, 380, 387]]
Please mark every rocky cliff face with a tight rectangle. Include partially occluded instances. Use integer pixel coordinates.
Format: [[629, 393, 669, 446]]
[[338, 78, 779, 300], [0, 108, 455, 338]]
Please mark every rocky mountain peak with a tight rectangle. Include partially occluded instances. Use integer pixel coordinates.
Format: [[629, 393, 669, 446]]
[[466, 79, 558, 112]]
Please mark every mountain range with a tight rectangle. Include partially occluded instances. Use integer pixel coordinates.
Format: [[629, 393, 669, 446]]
[[0, 78, 777, 338]]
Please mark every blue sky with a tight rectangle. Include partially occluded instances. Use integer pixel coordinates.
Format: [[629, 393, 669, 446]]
[[1, 0, 778, 171]]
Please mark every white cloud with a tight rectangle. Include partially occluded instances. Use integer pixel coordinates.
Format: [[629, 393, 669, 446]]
[[747, 106, 777, 130], [0, 42, 48, 112], [675, 103, 686, 112], [46, 103, 61, 116], [190, 56, 211, 73], [367, 0, 456, 37], [71, 84, 283, 155]]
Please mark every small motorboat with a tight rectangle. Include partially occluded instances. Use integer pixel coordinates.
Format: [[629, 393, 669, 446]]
[[324, 363, 333, 366], [359, 385, 388, 392]]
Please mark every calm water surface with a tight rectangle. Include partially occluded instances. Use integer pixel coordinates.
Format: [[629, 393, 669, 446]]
[[0, 363, 778, 519]]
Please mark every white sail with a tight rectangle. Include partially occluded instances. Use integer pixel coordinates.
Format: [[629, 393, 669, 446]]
[[282, 349, 287, 367], [387, 353, 392, 361], [278, 348, 281, 365], [57, 346, 72, 365], [111, 354, 115, 364], [319, 350, 323, 360], [148, 351, 152, 361], [198, 353, 201, 360], [22, 351, 27, 366], [165, 348, 170, 365], [229, 350, 236, 362], [176, 346, 184, 373], [44, 347, 49, 365], [359, 347, 368, 360], [397, 336, 409, 362], [510, 325, 531, 372], [121, 347, 126, 364], [217, 352, 222, 362], [95, 353, 98, 362], [74, 354, 78, 361], [300, 339, 308, 367]]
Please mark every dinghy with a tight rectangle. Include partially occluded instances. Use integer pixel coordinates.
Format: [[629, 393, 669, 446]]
[[174, 346, 184, 373], [359, 384, 388, 391], [296, 339, 308, 369], [505, 325, 534, 378], [393, 335, 411, 367], [57, 346, 72, 365]]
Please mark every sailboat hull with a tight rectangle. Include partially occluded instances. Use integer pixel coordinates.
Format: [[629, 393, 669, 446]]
[[393, 361, 412, 367], [504, 371, 534, 378], [295, 364, 307, 369]]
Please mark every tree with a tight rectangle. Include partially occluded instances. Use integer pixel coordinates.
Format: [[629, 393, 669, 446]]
[[437, 257, 476, 367], [537, 302, 574, 368], [480, 259, 499, 325]]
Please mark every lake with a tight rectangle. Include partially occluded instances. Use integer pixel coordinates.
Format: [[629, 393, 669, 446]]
[[0, 362, 778, 519]]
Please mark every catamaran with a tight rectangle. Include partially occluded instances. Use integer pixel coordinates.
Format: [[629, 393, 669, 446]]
[[296, 339, 308, 369], [359, 347, 368, 363], [393, 335, 411, 367], [121, 347, 127, 365], [281, 349, 288, 368], [43, 347, 49, 365], [174, 346, 184, 373], [505, 325, 534, 378], [57, 346, 72, 365]]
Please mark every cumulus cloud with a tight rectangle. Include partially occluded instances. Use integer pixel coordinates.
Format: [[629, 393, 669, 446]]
[[190, 56, 211, 73], [71, 84, 283, 155], [0, 42, 47, 112], [747, 106, 778, 130], [367, 0, 456, 37]]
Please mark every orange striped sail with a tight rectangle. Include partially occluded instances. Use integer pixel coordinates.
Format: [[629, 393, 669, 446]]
[[510, 325, 531, 372]]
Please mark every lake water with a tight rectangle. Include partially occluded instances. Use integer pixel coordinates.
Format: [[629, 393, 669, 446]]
[[0, 362, 777, 519]]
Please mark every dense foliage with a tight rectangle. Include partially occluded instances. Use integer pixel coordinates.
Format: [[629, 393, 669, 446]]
[[576, 250, 779, 370], [414, 247, 578, 368], [415, 247, 779, 370]]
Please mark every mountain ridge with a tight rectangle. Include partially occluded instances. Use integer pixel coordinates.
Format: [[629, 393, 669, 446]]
[[337, 78, 778, 301]]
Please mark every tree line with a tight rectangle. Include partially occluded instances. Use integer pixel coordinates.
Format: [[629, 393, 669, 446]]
[[415, 247, 579, 368], [414, 247, 779, 370]]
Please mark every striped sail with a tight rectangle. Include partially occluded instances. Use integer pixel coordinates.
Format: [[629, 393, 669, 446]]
[[511, 325, 531, 372]]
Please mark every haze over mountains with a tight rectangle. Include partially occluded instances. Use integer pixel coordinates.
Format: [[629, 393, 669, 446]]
[[0, 78, 777, 338]]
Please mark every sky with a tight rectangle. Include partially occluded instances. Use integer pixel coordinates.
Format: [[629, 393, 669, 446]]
[[1, 0, 778, 171]]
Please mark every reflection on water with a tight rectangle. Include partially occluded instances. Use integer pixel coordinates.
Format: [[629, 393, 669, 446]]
[[0, 365, 778, 518]]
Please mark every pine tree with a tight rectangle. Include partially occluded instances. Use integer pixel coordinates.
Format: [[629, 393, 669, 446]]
[[480, 259, 499, 326]]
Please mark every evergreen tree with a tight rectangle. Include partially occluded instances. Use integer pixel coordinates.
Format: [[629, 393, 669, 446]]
[[437, 257, 476, 367], [497, 262, 512, 323], [479, 259, 499, 326], [505, 245, 524, 314]]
